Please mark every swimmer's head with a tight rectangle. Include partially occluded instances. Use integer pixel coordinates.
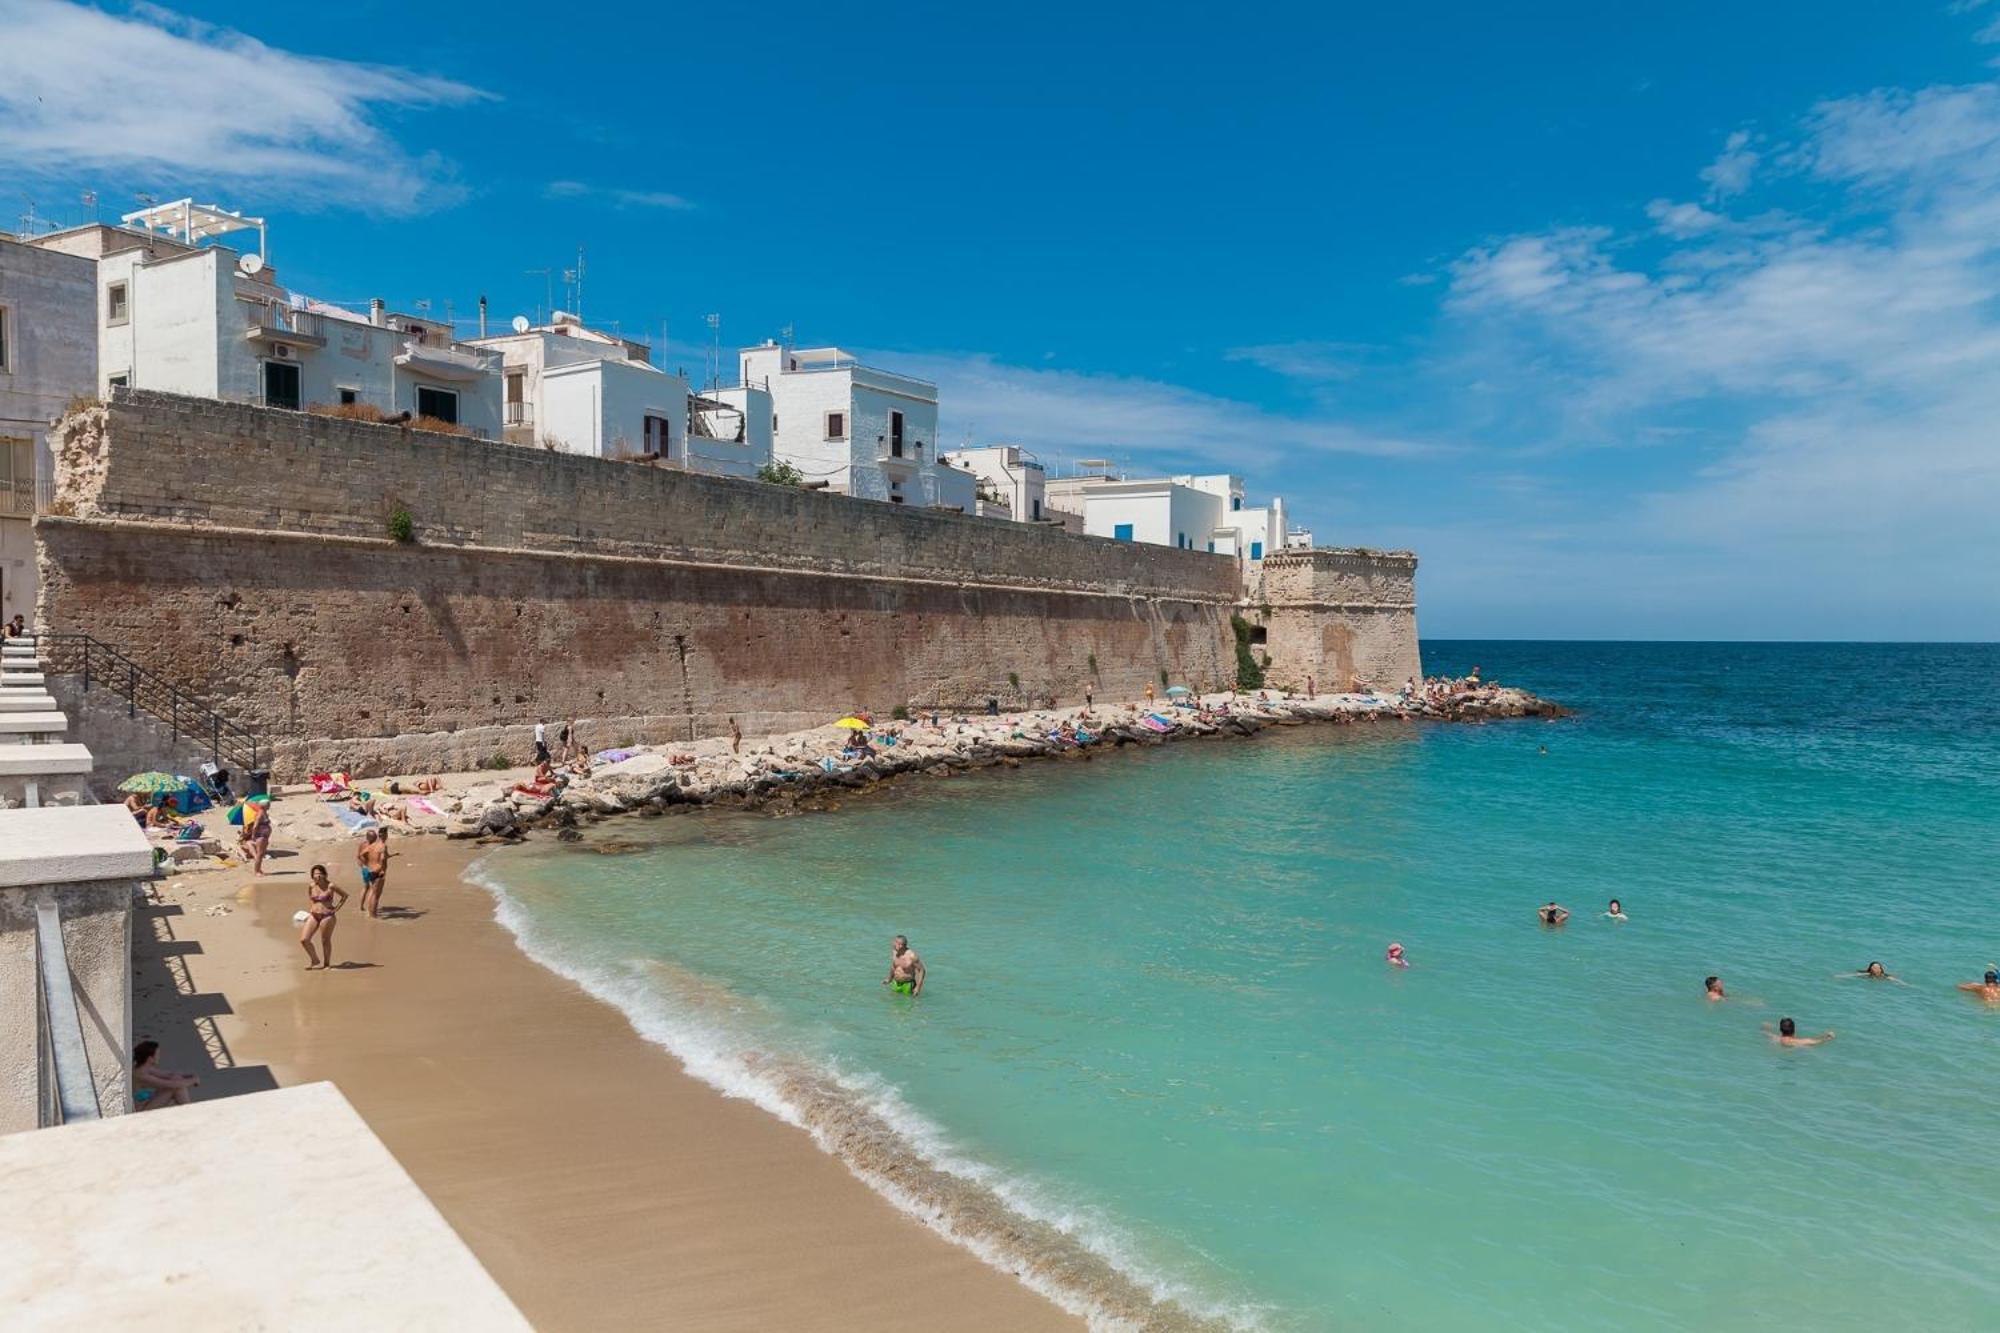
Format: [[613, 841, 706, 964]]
[[1865, 962, 1885, 977], [1779, 1017, 1797, 1037], [1986, 969, 1999, 986], [1704, 975, 1721, 994], [1608, 899, 1622, 913], [1386, 943, 1404, 958], [892, 935, 908, 952]]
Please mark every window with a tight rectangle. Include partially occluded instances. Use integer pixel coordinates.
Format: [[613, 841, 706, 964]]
[[644, 414, 673, 458], [262, 360, 302, 411], [1231, 496, 1242, 511], [338, 387, 358, 406], [416, 385, 459, 423], [106, 282, 130, 326], [1031, 499, 1041, 520], [1113, 523, 1134, 542], [1, 437, 32, 514], [825, 410, 846, 441], [1250, 541, 1264, 560], [889, 478, 905, 505], [889, 409, 905, 458], [1206, 540, 1215, 553], [107, 373, 129, 388], [772, 414, 779, 433]]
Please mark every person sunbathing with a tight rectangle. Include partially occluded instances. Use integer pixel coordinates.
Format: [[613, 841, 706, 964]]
[[133, 1040, 198, 1109], [146, 795, 181, 829]]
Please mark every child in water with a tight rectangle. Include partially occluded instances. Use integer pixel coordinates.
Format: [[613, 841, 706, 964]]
[[1385, 942, 1409, 969]]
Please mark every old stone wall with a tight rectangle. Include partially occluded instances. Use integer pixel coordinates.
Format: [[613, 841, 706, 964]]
[[1259, 548, 1422, 691], [37, 392, 1239, 778]]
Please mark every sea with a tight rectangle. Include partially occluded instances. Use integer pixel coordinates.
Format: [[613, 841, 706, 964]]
[[468, 642, 2000, 1331]]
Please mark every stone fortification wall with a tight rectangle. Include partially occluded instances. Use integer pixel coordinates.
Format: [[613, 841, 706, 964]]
[[37, 392, 1239, 778], [1259, 548, 1422, 691]]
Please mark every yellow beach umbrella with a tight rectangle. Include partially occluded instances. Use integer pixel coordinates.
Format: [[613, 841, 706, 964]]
[[834, 717, 870, 730]]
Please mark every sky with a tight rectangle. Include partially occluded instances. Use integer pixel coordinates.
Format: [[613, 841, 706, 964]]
[[2, 0, 1997, 640]]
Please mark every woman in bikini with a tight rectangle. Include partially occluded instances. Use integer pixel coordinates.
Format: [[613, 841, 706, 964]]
[[300, 863, 348, 970]]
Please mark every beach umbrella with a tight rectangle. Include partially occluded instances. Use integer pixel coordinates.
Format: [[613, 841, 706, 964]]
[[834, 717, 870, 730], [118, 771, 183, 794], [1165, 685, 1193, 697]]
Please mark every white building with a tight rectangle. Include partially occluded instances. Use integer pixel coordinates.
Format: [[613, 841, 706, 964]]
[[1044, 470, 1293, 592], [691, 385, 776, 476], [941, 444, 1049, 522], [470, 315, 768, 476], [0, 234, 99, 625], [739, 341, 976, 509], [33, 202, 502, 438]]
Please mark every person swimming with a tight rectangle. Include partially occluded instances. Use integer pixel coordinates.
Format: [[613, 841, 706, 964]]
[[1537, 902, 1570, 927], [1705, 975, 1726, 1001], [1955, 969, 2000, 1002], [1839, 961, 1906, 984], [1605, 898, 1627, 922], [1386, 942, 1409, 969], [1767, 1017, 1835, 1047]]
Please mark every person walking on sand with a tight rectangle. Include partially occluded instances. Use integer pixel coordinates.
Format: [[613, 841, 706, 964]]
[[729, 716, 742, 754], [240, 800, 273, 876], [1766, 1017, 1834, 1047], [884, 935, 925, 997], [533, 719, 550, 766], [356, 830, 388, 918], [132, 1040, 199, 1109], [1537, 901, 1570, 927], [1956, 969, 2000, 1002], [300, 864, 348, 970]]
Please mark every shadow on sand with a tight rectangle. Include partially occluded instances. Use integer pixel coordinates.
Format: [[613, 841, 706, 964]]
[[131, 898, 280, 1102]]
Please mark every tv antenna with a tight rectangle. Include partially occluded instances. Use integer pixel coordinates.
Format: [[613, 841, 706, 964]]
[[705, 313, 721, 390]]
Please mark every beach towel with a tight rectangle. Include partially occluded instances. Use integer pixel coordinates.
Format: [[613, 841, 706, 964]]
[[818, 756, 853, 774], [408, 796, 444, 816], [331, 805, 382, 833], [594, 748, 636, 764], [1141, 716, 1174, 733]]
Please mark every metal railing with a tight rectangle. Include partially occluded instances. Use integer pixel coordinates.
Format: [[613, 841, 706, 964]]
[[36, 896, 101, 1126], [504, 400, 534, 427], [246, 304, 326, 341], [26, 632, 262, 772], [2, 480, 34, 515]]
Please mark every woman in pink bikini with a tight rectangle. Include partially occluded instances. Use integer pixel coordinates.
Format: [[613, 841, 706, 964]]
[[300, 863, 348, 970]]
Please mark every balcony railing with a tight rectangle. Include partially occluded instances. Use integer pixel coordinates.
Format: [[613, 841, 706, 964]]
[[875, 437, 926, 463], [244, 304, 326, 345], [504, 401, 534, 427]]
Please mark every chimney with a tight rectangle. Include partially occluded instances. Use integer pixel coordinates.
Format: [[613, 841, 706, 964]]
[[369, 298, 385, 327], [478, 294, 488, 339]]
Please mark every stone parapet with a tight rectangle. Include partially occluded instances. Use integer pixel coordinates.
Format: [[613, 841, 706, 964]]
[[1257, 548, 1422, 691]]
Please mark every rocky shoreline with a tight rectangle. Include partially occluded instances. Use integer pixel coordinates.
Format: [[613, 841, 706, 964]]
[[446, 686, 1566, 844]]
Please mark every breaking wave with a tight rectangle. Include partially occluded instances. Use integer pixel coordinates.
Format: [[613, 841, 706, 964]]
[[465, 853, 1272, 1333]]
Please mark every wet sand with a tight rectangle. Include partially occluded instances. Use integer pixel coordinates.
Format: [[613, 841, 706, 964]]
[[134, 832, 1079, 1332]]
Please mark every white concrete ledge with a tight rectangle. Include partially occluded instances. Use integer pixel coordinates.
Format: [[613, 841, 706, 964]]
[[0, 713, 67, 736], [1, 672, 47, 688], [0, 743, 92, 777], [0, 1082, 532, 1329], [0, 694, 59, 712], [0, 805, 152, 886]]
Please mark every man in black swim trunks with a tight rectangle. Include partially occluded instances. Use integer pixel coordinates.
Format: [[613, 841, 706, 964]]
[[1538, 901, 1570, 926]]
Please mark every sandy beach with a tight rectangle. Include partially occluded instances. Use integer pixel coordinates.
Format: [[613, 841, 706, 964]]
[[134, 830, 1081, 1331]]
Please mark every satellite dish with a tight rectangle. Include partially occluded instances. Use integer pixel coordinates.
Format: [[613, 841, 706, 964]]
[[239, 253, 265, 275], [510, 315, 530, 334]]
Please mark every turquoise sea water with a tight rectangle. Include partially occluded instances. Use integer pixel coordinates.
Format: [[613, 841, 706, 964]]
[[473, 642, 2000, 1330]]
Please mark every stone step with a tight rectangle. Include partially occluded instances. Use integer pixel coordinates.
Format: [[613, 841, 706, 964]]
[[1, 672, 48, 688], [0, 693, 59, 712], [0, 804, 153, 886], [0, 713, 67, 737], [0, 742, 93, 777]]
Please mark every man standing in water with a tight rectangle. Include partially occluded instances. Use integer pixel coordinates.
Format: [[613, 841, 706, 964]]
[[356, 829, 389, 918], [884, 935, 925, 997], [1537, 901, 1570, 927], [1956, 969, 2000, 1002]]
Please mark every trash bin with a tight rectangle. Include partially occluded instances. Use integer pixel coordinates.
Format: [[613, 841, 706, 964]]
[[245, 769, 271, 799]]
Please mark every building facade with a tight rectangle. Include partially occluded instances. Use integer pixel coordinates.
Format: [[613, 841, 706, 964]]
[[941, 445, 1048, 522], [740, 342, 976, 509], [31, 213, 502, 439], [0, 234, 99, 624], [1044, 471, 1293, 594]]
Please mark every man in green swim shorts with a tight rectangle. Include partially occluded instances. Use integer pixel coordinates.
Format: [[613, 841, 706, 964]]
[[884, 935, 925, 997]]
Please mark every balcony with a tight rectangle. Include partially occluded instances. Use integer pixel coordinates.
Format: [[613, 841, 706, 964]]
[[504, 401, 534, 428], [395, 340, 501, 383], [874, 436, 926, 469], [243, 304, 327, 349], [785, 355, 937, 402]]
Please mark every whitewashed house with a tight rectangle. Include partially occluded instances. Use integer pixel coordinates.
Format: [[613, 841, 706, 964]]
[[34, 202, 502, 437], [740, 341, 976, 509], [1044, 470, 1294, 593], [940, 444, 1048, 522], [467, 315, 765, 473], [690, 385, 776, 477], [0, 233, 99, 625]]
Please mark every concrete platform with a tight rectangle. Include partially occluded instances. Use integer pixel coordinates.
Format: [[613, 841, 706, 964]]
[[0, 1082, 532, 1329], [0, 743, 92, 777], [0, 672, 46, 688], [0, 804, 153, 887]]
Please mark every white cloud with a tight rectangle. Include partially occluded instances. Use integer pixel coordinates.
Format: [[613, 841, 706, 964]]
[[545, 180, 695, 211], [1437, 80, 2000, 637], [1700, 130, 1759, 197], [1223, 340, 1375, 382], [0, 0, 490, 213], [881, 352, 1448, 473]]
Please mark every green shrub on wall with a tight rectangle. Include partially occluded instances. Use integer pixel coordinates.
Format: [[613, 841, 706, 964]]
[[1231, 615, 1266, 690], [387, 507, 416, 543]]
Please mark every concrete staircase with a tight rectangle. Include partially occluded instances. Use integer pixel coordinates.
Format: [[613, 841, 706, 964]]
[[1, 636, 93, 809]]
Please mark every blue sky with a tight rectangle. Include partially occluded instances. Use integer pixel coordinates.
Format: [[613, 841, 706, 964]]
[[3, 1, 1998, 639]]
